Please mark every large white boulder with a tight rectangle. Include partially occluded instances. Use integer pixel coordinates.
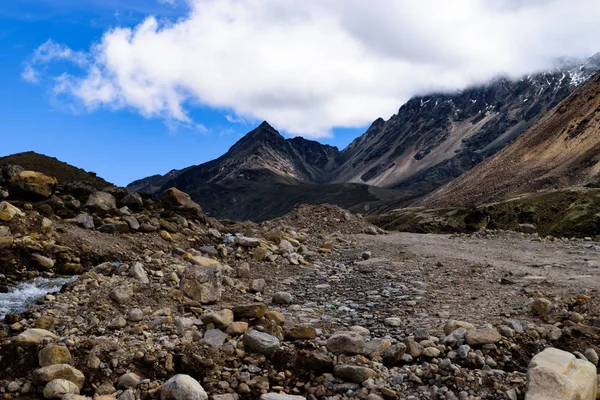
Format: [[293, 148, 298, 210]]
[[526, 347, 597, 400]]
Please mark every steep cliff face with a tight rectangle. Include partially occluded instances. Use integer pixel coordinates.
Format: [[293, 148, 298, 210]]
[[334, 55, 600, 195], [423, 72, 600, 207]]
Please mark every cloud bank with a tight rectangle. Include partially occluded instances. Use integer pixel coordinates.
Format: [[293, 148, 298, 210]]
[[23, 0, 600, 137]]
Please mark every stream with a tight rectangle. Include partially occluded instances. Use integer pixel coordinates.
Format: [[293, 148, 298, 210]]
[[0, 277, 72, 320]]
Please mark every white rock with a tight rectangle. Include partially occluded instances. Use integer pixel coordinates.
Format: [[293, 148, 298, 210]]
[[160, 374, 208, 400], [526, 347, 597, 400]]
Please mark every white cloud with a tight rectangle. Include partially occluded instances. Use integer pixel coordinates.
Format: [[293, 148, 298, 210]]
[[23, 0, 600, 138]]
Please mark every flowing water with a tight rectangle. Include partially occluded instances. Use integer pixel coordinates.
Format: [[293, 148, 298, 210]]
[[0, 277, 72, 320]]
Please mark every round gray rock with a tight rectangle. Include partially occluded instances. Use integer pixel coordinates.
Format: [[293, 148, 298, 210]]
[[160, 374, 207, 400]]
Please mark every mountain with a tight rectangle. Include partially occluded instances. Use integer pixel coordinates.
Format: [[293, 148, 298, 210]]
[[0, 151, 112, 189], [128, 55, 600, 221], [332, 54, 600, 195], [128, 122, 408, 220], [422, 71, 600, 207]]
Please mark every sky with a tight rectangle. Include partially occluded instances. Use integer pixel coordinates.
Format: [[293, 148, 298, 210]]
[[2, 0, 600, 186]]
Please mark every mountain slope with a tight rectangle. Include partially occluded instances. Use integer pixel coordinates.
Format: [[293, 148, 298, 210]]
[[334, 55, 600, 195], [0, 151, 112, 189], [423, 72, 600, 207]]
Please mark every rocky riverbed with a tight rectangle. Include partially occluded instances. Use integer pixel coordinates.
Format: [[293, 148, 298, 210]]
[[1, 165, 599, 399]]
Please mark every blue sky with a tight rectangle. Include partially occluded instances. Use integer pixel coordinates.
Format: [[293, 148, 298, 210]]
[[0, 1, 368, 186]]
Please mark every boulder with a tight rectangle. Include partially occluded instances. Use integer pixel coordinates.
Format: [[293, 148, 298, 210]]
[[285, 325, 317, 340], [526, 347, 597, 400], [129, 262, 150, 284], [0, 201, 24, 221], [15, 328, 57, 345], [31, 254, 55, 270], [160, 374, 208, 400], [272, 292, 294, 304], [0, 226, 13, 248], [99, 222, 129, 233], [160, 188, 203, 218], [33, 364, 85, 389], [242, 330, 281, 355], [120, 192, 143, 210], [200, 309, 234, 330], [444, 320, 475, 335], [327, 331, 365, 355], [39, 344, 72, 367], [232, 304, 267, 319], [10, 170, 57, 200], [43, 379, 79, 399], [334, 364, 376, 384], [117, 372, 141, 389], [180, 265, 222, 304], [465, 328, 502, 346], [75, 213, 95, 229], [109, 286, 133, 305], [85, 191, 117, 214]]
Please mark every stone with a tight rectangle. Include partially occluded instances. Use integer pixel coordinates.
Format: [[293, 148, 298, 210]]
[[96, 382, 116, 395], [129, 262, 149, 284], [0, 201, 24, 221], [180, 264, 222, 304], [327, 331, 365, 355], [304, 352, 333, 373], [584, 348, 599, 366], [334, 364, 376, 384], [285, 325, 317, 340], [250, 278, 266, 293], [99, 222, 129, 233], [32, 254, 55, 269], [272, 291, 294, 305], [243, 330, 281, 355], [237, 262, 250, 279], [253, 247, 268, 261], [0, 225, 13, 248], [43, 379, 79, 399], [122, 215, 140, 231], [443, 327, 468, 347], [120, 192, 143, 210], [160, 230, 173, 241], [264, 310, 286, 326], [75, 213, 95, 229], [109, 286, 133, 305], [35, 316, 57, 330], [384, 317, 402, 327], [117, 372, 141, 389], [382, 343, 407, 366], [235, 236, 261, 247], [10, 171, 57, 200], [160, 374, 208, 400], [128, 308, 144, 322], [189, 256, 221, 268], [226, 321, 248, 335], [526, 347, 597, 400], [518, 223, 538, 234], [406, 337, 424, 358], [465, 328, 502, 346], [260, 394, 306, 400], [530, 298, 552, 316], [201, 328, 228, 348], [200, 309, 234, 330], [16, 328, 57, 345], [423, 347, 441, 357], [444, 320, 475, 335], [279, 239, 295, 253], [232, 304, 267, 319], [34, 364, 85, 389], [160, 188, 204, 217], [86, 191, 117, 214], [159, 218, 179, 233], [39, 344, 72, 367]]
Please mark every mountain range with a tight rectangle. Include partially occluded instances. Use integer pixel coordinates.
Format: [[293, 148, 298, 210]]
[[127, 55, 600, 221]]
